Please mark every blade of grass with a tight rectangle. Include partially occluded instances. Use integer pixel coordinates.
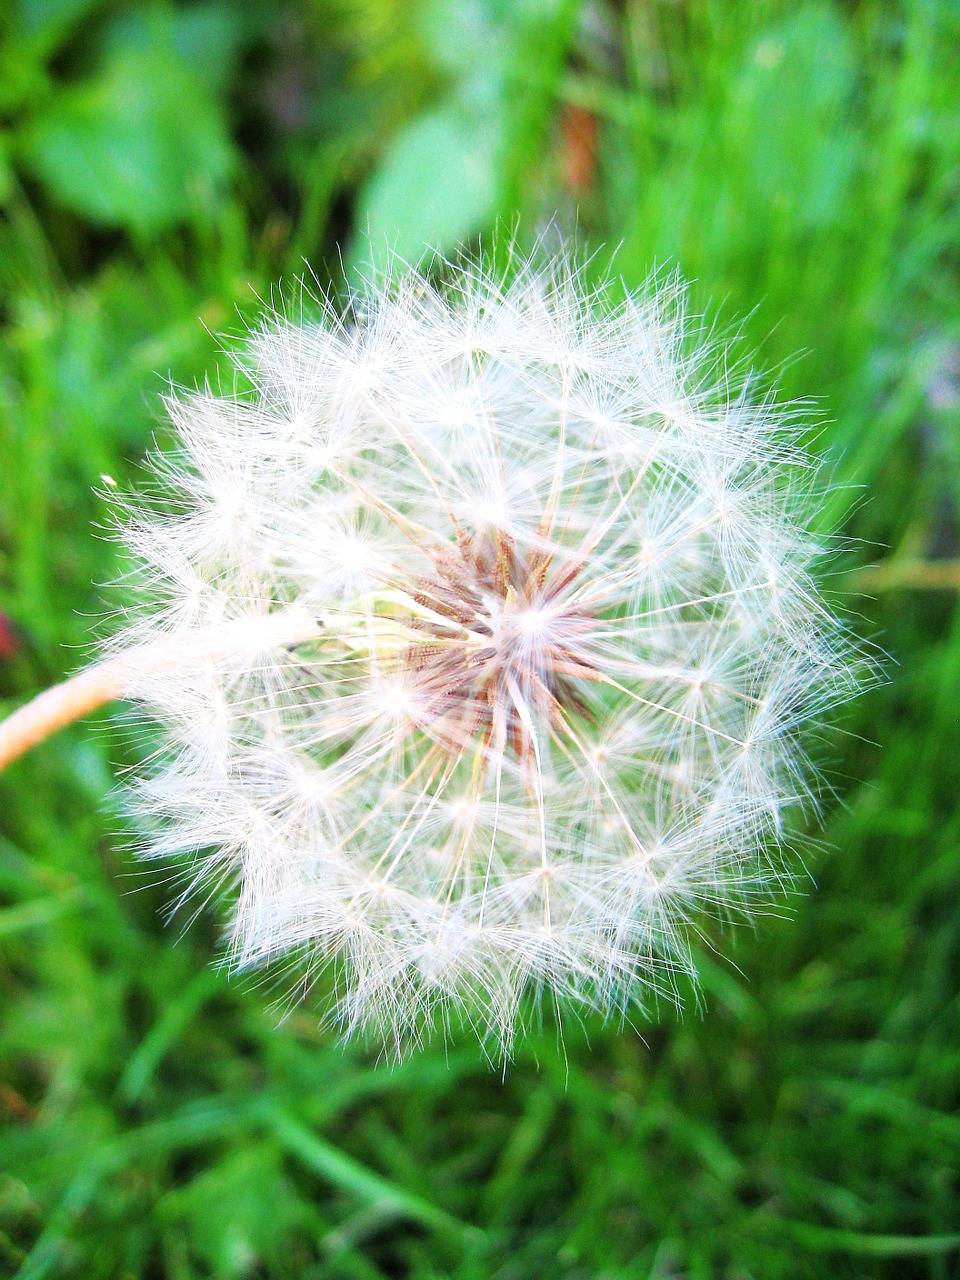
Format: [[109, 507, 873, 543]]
[[266, 1103, 482, 1250]]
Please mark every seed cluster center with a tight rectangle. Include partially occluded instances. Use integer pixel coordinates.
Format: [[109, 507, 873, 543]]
[[397, 528, 598, 758]]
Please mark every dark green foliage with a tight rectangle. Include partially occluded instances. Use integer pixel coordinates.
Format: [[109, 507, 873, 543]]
[[1, 1, 958, 1276]]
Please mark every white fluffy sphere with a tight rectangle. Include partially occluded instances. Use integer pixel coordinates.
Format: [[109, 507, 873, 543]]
[[114, 250, 862, 1056]]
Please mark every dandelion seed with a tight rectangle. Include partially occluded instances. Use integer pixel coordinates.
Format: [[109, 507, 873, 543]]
[[0, 244, 870, 1057]]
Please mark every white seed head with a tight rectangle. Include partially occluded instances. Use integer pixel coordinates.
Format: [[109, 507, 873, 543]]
[[111, 247, 866, 1057]]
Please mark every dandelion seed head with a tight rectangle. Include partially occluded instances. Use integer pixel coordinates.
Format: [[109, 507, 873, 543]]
[[113, 244, 870, 1057]]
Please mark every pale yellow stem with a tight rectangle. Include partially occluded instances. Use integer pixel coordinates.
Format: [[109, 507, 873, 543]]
[[0, 660, 128, 771], [0, 609, 329, 774], [0, 604, 419, 774], [851, 558, 960, 593]]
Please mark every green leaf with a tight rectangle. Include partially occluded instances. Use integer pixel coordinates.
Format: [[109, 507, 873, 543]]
[[418, 0, 511, 78], [18, 40, 235, 235], [351, 107, 500, 272], [14, 0, 108, 58], [103, 3, 246, 97]]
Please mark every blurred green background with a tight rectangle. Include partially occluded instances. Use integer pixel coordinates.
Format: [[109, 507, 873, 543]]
[[1, 1, 958, 1276]]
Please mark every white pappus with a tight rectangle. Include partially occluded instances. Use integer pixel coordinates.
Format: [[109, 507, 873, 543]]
[[106, 246, 867, 1057]]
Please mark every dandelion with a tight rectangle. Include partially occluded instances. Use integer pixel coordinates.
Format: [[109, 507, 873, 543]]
[[0, 246, 866, 1056]]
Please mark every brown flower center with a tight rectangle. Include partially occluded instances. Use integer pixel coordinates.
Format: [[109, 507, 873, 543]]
[[396, 528, 598, 760]]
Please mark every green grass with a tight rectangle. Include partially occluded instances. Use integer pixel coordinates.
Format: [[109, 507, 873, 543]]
[[1, 1, 959, 1276]]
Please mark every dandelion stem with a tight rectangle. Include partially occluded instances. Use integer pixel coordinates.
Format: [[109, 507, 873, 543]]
[[0, 660, 127, 771], [0, 610, 325, 772]]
